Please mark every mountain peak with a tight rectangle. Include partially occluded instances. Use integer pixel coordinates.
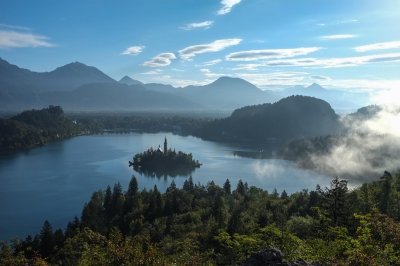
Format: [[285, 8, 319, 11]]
[[119, 76, 143, 85], [211, 76, 256, 87], [53, 61, 90, 72], [306, 83, 324, 90]]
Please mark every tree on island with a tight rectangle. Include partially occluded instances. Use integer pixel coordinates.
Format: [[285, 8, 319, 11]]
[[129, 137, 201, 178]]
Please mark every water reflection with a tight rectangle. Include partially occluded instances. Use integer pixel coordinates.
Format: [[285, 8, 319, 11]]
[[132, 165, 196, 179]]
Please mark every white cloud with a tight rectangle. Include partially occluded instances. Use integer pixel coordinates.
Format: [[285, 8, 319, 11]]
[[321, 34, 357, 40], [354, 41, 400, 52], [316, 19, 358, 27], [232, 63, 263, 71], [143, 53, 176, 67], [235, 53, 400, 69], [181, 21, 214, 30], [218, 0, 242, 15], [140, 69, 163, 75], [0, 23, 30, 31], [140, 75, 208, 87], [201, 59, 222, 66], [200, 68, 228, 79], [225, 47, 321, 61], [121, 45, 145, 55], [179, 38, 242, 61], [0, 29, 53, 48], [235, 72, 309, 88]]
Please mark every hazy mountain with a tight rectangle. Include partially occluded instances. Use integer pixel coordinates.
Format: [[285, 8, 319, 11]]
[[278, 83, 370, 112], [180, 76, 278, 110], [119, 76, 143, 86], [0, 58, 41, 108], [196, 95, 340, 144], [40, 62, 115, 91], [0, 58, 115, 93], [143, 83, 180, 94], [40, 83, 200, 111], [0, 59, 199, 111]]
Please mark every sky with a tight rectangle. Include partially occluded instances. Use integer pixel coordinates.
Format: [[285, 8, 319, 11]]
[[1, 0, 400, 92]]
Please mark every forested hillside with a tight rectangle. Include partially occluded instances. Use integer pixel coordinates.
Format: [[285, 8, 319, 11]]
[[196, 96, 340, 144], [2, 172, 400, 265], [0, 106, 82, 153]]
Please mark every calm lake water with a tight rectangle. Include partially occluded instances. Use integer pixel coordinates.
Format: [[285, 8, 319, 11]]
[[0, 132, 331, 240]]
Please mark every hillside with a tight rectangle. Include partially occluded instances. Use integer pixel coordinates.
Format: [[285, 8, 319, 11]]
[[0, 106, 81, 152], [196, 95, 340, 144]]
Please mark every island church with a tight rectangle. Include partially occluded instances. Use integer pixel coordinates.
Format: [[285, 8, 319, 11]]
[[156, 137, 168, 155]]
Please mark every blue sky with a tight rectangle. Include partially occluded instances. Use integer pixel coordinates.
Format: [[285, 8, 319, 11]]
[[1, 0, 400, 92]]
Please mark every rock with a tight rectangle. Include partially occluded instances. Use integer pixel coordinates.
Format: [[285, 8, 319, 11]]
[[241, 247, 318, 266], [241, 247, 287, 266]]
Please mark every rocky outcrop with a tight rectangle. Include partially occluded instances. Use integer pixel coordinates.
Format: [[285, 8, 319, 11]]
[[241, 247, 319, 266]]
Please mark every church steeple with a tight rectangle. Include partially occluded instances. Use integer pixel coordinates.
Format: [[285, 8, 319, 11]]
[[164, 137, 167, 154]]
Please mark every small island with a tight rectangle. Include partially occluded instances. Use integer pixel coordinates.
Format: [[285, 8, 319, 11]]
[[129, 137, 201, 178]]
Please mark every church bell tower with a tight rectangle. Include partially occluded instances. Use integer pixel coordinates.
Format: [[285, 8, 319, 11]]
[[164, 137, 167, 154]]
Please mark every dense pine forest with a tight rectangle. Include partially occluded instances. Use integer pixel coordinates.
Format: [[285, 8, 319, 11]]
[[1, 172, 400, 265]]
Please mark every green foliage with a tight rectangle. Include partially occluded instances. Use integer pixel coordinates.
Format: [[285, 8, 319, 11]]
[[3, 173, 400, 265], [0, 106, 82, 153], [131, 144, 201, 178]]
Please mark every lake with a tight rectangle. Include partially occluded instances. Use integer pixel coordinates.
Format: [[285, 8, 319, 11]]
[[0, 132, 331, 240]]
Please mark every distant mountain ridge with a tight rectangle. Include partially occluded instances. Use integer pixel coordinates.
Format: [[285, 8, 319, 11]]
[[0, 58, 114, 93], [278, 83, 370, 111], [0, 58, 369, 112], [180, 76, 278, 110]]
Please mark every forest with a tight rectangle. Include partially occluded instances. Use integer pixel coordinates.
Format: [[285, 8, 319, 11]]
[[0, 106, 82, 153], [1, 171, 400, 265]]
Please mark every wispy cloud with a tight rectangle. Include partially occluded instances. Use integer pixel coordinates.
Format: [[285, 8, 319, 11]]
[[200, 68, 228, 79], [181, 21, 214, 30], [316, 19, 358, 27], [139, 75, 208, 87], [0, 23, 30, 31], [121, 45, 145, 55], [143, 53, 176, 67], [234, 53, 400, 69], [235, 72, 309, 88], [354, 40, 400, 52], [226, 47, 321, 61], [218, 0, 242, 15], [179, 38, 242, 61], [140, 69, 163, 75], [0, 29, 53, 48], [200, 59, 222, 66], [321, 34, 357, 40]]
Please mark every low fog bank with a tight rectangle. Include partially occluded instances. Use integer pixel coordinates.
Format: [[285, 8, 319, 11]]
[[310, 90, 400, 181]]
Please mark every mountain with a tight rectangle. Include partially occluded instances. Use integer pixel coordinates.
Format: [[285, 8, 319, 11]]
[[40, 62, 115, 91], [119, 76, 143, 86], [0, 58, 200, 111], [278, 83, 370, 112], [40, 83, 200, 110], [196, 95, 340, 144], [0, 58, 115, 93], [143, 83, 180, 94], [180, 76, 278, 110]]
